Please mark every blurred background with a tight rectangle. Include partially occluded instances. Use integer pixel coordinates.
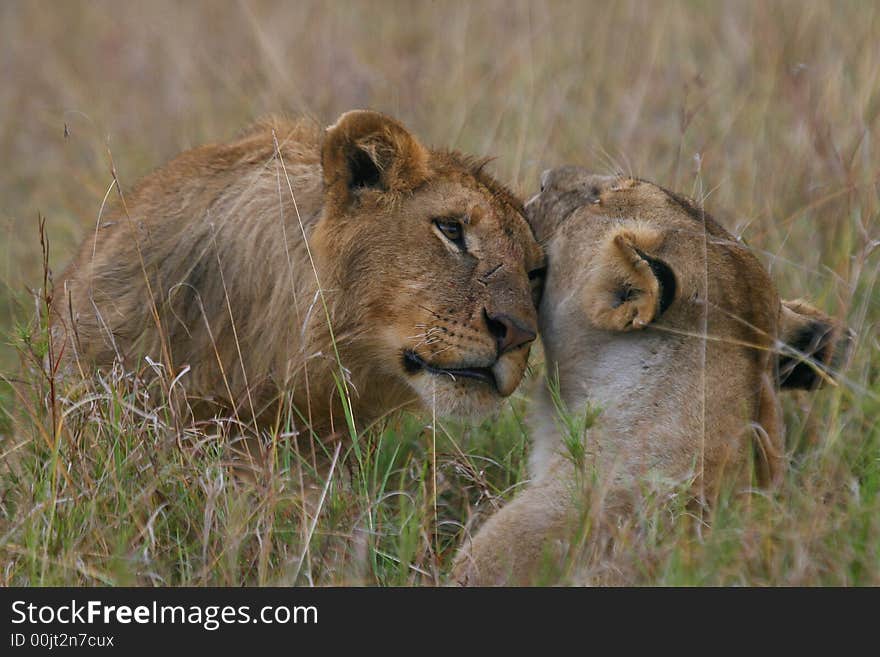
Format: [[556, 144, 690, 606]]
[[2, 0, 877, 369], [0, 0, 878, 586]]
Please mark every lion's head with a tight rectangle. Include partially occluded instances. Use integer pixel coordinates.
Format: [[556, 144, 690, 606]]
[[311, 111, 544, 419], [526, 167, 851, 487]]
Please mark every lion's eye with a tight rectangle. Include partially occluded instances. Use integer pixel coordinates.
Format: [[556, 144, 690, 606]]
[[434, 218, 465, 249]]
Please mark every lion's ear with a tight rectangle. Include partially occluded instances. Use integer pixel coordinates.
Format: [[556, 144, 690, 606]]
[[778, 299, 853, 390], [322, 110, 430, 208], [583, 225, 676, 331]]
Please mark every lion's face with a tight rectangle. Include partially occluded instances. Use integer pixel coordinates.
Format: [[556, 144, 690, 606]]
[[315, 111, 544, 418]]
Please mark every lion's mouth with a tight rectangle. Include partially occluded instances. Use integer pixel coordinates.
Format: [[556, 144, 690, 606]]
[[402, 350, 497, 391]]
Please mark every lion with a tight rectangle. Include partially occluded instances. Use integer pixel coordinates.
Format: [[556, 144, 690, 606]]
[[452, 167, 852, 585], [52, 110, 544, 443]]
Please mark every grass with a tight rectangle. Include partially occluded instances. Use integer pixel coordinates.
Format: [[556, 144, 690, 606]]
[[1, 0, 878, 585]]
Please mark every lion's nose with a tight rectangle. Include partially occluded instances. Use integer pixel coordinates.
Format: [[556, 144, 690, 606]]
[[484, 310, 537, 355]]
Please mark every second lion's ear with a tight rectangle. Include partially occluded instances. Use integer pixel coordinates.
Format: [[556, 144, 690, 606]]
[[322, 110, 430, 210], [583, 226, 676, 331], [778, 299, 853, 390]]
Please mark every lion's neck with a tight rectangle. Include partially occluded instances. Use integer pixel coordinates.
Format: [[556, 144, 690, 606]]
[[528, 330, 696, 482], [284, 309, 419, 435]]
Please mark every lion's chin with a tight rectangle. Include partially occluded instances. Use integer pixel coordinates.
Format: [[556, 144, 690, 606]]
[[407, 372, 504, 420]]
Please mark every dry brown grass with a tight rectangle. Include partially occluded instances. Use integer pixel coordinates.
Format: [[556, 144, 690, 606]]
[[0, 0, 877, 585]]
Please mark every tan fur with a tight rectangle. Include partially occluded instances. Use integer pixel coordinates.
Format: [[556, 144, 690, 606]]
[[583, 225, 665, 330], [453, 167, 850, 585], [52, 111, 544, 442]]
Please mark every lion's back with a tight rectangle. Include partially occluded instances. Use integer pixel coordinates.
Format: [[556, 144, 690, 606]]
[[53, 116, 325, 397]]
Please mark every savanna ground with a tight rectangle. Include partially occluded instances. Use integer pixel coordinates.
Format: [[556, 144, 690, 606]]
[[1, 0, 878, 586]]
